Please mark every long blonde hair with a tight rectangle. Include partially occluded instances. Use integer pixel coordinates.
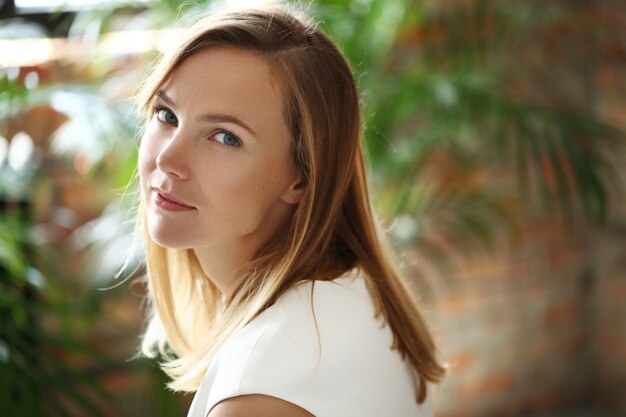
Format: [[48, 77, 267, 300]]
[[135, 6, 445, 403]]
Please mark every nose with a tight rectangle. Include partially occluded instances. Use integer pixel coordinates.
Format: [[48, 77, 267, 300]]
[[155, 131, 191, 180]]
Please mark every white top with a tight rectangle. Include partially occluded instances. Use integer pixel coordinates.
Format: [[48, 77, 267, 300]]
[[187, 273, 433, 417]]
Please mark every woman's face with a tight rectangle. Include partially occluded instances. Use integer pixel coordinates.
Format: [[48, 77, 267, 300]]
[[138, 47, 301, 255]]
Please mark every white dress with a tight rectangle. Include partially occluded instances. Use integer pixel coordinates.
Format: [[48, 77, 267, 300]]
[[186, 272, 434, 417]]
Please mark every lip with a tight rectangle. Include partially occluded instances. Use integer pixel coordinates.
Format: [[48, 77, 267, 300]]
[[151, 188, 196, 212]]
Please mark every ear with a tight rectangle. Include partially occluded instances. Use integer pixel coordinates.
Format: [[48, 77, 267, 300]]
[[280, 176, 306, 205]]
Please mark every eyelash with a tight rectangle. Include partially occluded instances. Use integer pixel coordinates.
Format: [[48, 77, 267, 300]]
[[152, 105, 177, 125], [151, 105, 242, 148]]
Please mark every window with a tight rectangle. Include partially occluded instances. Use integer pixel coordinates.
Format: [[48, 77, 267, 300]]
[[15, 0, 150, 14]]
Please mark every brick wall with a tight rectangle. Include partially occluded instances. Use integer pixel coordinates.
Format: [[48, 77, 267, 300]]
[[589, 67, 626, 410], [591, 215, 626, 413], [423, 220, 597, 416], [589, 0, 626, 410], [419, 1, 626, 415], [425, 191, 626, 416]]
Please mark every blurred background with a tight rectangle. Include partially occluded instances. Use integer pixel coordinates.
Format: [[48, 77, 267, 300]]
[[1, 0, 625, 416]]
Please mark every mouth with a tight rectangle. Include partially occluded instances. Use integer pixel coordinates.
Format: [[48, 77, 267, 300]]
[[151, 188, 196, 211]]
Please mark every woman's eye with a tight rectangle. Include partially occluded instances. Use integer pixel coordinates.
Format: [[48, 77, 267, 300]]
[[155, 108, 178, 125], [214, 131, 241, 147]]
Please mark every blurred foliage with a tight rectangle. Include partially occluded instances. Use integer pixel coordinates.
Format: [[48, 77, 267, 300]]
[[0, 18, 153, 417], [312, 0, 624, 255], [0, 201, 116, 415], [0, 0, 625, 416]]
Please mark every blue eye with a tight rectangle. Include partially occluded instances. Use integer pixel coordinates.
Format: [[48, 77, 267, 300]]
[[154, 107, 178, 125], [214, 131, 241, 147]]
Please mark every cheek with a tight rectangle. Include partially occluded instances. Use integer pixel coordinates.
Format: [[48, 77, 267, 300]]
[[225, 161, 278, 194], [223, 158, 292, 213], [204, 164, 271, 215]]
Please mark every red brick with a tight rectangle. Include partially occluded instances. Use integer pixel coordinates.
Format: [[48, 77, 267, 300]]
[[527, 337, 554, 359], [564, 332, 587, 352], [596, 66, 622, 90], [492, 393, 572, 416], [100, 370, 147, 392], [447, 351, 476, 375], [439, 293, 466, 313], [542, 304, 581, 326], [458, 373, 517, 398], [608, 280, 626, 302], [435, 411, 472, 417], [600, 335, 626, 356]]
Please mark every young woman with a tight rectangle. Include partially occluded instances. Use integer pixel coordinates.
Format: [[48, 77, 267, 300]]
[[135, 6, 445, 417]]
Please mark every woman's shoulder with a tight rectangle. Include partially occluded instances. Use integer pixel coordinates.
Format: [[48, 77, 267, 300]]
[[273, 272, 379, 332], [195, 271, 430, 417], [214, 273, 384, 381], [212, 272, 376, 367]]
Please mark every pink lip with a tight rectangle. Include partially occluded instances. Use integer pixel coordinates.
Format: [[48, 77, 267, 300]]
[[151, 188, 196, 212]]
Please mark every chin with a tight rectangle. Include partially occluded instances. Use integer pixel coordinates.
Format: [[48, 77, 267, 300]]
[[148, 225, 194, 249]]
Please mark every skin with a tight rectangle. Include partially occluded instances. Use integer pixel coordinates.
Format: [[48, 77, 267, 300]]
[[210, 395, 314, 417], [138, 49, 313, 416], [139, 47, 304, 296]]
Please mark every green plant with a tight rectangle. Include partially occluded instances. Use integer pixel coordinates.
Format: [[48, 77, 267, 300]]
[[312, 0, 624, 258], [0, 188, 117, 417], [0, 36, 121, 417]]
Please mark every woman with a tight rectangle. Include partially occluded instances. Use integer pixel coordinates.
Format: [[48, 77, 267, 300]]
[[134, 6, 445, 417]]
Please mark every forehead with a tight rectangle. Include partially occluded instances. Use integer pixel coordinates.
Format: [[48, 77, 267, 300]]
[[160, 47, 286, 130]]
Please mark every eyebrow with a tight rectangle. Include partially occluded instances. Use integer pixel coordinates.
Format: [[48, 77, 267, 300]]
[[155, 89, 258, 137]]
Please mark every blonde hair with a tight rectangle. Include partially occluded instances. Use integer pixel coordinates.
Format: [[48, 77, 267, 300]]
[[135, 6, 445, 403]]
